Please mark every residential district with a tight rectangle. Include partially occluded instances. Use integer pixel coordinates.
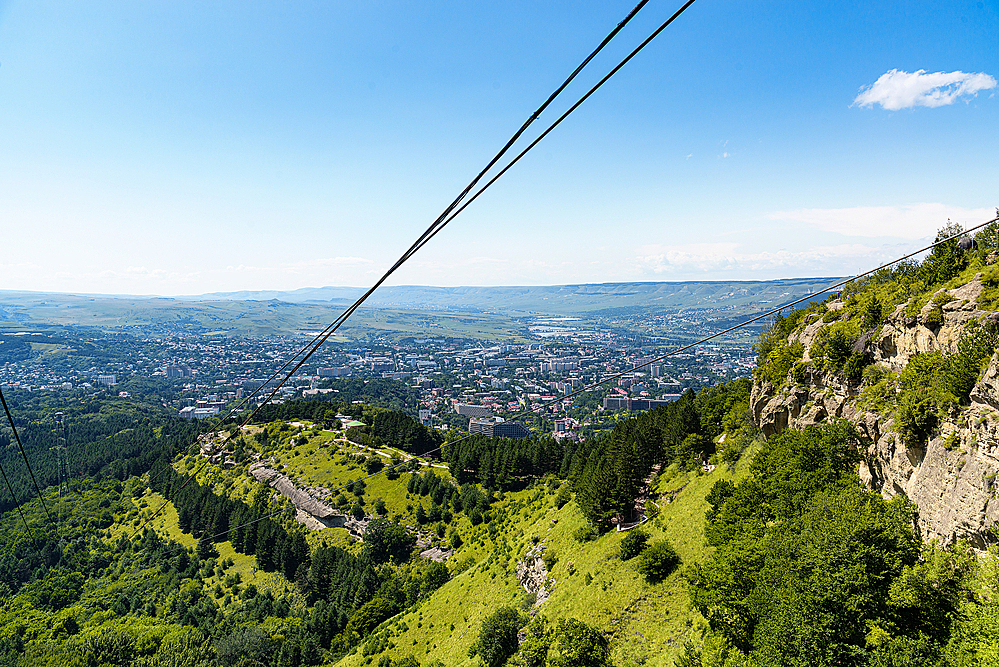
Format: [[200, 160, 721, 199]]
[[0, 325, 756, 441]]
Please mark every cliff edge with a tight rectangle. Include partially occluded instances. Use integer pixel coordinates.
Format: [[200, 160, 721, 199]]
[[752, 259, 999, 548]]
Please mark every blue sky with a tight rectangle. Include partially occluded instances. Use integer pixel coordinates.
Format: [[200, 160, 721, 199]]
[[0, 0, 996, 295]]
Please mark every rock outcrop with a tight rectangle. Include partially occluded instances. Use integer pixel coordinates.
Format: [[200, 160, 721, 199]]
[[752, 275, 999, 549], [419, 546, 452, 563], [249, 462, 370, 537], [516, 541, 553, 607]]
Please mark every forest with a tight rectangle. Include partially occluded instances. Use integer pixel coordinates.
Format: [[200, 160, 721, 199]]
[[0, 388, 198, 516], [2, 218, 999, 666], [0, 374, 756, 666]]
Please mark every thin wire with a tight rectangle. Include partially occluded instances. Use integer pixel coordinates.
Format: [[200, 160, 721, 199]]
[[410, 0, 700, 258], [486, 215, 999, 424], [0, 459, 44, 559], [193, 0, 657, 434], [129, 0, 686, 542], [146, 1, 989, 554], [219, 0, 702, 428], [160, 215, 998, 553], [0, 387, 55, 524]]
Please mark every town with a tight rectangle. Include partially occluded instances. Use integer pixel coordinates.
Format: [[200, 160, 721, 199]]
[[0, 309, 758, 442]]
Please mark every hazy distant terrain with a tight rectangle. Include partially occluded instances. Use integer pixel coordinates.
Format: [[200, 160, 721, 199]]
[[0, 278, 840, 339], [183, 278, 841, 314]]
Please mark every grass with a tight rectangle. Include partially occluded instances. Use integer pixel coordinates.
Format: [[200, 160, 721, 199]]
[[333, 441, 761, 667], [252, 422, 454, 530], [335, 486, 554, 667], [144, 414, 763, 667], [109, 489, 304, 609]]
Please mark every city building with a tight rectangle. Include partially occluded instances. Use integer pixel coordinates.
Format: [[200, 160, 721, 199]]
[[179, 406, 220, 419], [455, 403, 493, 418], [469, 416, 530, 439], [539, 360, 579, 373], [602, 396, 630, 410], [602, 396, 679, 411], [492, 420, 530, 439]]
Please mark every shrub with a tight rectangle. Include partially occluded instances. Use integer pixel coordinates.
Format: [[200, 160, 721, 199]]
[[861, 294, 886, 329], [548, 618, 611, 667], [619, 529, 650, 561], [573, 525, 598, 543], [756, 339, 805, 388], [923, 293, 954, 327], [347, 597, 399, 637], [637, 540, 680, 583], [473, 607, 527, 667], [542, 549, 558, 571], [811, 319, 860, 373], [920, 222, 968, 285], [843, 352, 868, 382], [859, 370, 898, 415], [946, 320, 999, 402], [896, 395, 938, 446], [554, 485, 572, 509], [364, 518, 416, 564], [422, 561, 450, 595]]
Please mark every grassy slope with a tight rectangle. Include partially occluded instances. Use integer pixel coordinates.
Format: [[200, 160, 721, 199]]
[[113, 489, 299, 604], [107, 417, 759, 667], [334, 442, 760, 667]]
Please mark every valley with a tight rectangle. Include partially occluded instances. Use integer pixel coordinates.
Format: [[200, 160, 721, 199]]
[[2, 236, 999, 666]]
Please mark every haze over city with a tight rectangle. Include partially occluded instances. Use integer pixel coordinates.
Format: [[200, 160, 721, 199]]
[[1, 0, 995, 295]]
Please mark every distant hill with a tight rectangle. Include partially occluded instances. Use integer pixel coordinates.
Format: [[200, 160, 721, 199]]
[[0, 278, 841, 338], [180, 278, 842, 315]]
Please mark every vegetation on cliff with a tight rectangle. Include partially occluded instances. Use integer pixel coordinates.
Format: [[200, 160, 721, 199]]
[[755, 222, 999, 446]]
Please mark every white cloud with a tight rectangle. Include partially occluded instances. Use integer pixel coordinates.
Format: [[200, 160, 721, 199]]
[[768, 203, 994, 239], [854, 69, 996, 110], [634, 242, 882, 276]]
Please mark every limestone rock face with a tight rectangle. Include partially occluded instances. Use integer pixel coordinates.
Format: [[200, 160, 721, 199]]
[[874, 278, 991, 372], [752, 276, 999, 548], [515, 542, 552, 607], [248, 462, 368, 535]]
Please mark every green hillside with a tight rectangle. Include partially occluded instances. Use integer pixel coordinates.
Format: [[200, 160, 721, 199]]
[[4, 216, 999, 667]]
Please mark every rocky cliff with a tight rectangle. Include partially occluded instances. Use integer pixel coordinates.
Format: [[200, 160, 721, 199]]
[[752, 273, 999, 549]]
